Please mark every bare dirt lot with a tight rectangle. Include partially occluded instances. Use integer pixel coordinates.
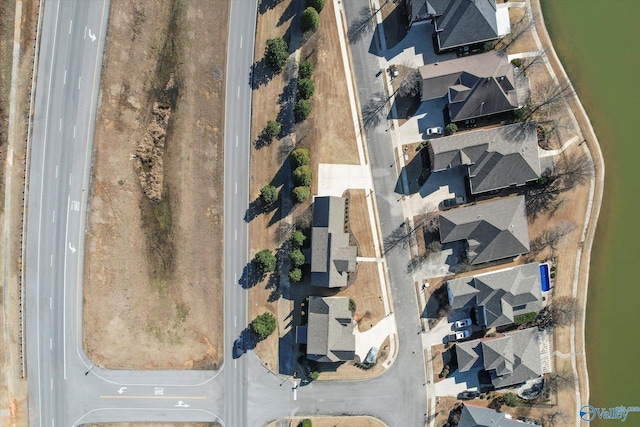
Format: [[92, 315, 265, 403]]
[[83, 0, 228, 369], [268, 416, 387, 427], [89, 423, 220, 427]]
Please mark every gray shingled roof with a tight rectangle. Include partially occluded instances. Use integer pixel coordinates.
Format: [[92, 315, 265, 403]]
[[428, 122, 541, 194], [458, 404, 535, 427], [456, 328, 542, 389], [418, 51, 518, 121], [448, 262, 543, 328], [434, 0, 499, 50], [439, 196, 530, 264], [306, 297, 356, 363], [310, 197, 358, 288]]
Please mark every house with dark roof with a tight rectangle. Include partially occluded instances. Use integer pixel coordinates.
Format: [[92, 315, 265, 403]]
[[427, 122, 541, 195], [439, 196, 530, 265], [310, 196, 357, 288], [447, 262, 543, 328], [458, 403, 537, 427], [456, 328, 542, 389], [407, 0, 510, 52], [418, 51, 523, 122], [296, 296, 356, 363]]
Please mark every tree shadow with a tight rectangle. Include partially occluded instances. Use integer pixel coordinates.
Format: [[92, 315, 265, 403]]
[[238, 262, 265, 289], [276, 76, 298, 138], [251, 57, 281, 90], [380, 0, 409, 50], [258, 0, 285, 14], [277, 0, 298, 27], [396, 150, 427, 195], [244, 197, 278, 223], [347, 5, 376, 45]]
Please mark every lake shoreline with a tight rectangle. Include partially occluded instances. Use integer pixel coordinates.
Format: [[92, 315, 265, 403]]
[[534, 0, 606, 422]]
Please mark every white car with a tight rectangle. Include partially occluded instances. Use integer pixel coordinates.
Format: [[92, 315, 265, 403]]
[[452, 330, 470, 341], [455, 318, 472, 329], [426, 126, 443, 136]]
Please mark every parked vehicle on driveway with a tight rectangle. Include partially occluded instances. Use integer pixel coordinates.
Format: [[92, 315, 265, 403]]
[[449, 329, 470, 342], [441, 196, 465, 210], [426, 126, 443, 136], [454, 318, 472, 329], [458, 390, 480, 399]]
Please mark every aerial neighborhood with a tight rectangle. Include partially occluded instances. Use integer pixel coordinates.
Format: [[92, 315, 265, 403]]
[[9, 0, 601, 425]]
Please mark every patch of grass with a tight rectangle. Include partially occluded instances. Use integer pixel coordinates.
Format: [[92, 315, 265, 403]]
[[154, 199, 172, 232], [152, 278, 168, 295], [514, 311, 537, 325], [176, 301, 190, 323]]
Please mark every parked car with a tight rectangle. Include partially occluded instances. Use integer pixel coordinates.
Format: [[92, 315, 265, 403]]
[[441, 196, 465, 210], [458, 390, 480, 399], [233, 338, 244, 358], [449, 329, 470, 342], [454, 318, 472, 329], [426, 126, 443, 136]]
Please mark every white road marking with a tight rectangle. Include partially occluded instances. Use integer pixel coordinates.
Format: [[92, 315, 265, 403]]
[[234, 273, 237, 283], [236, 135, 238, 147], [237, 86, 240, 98], [63, 195, 70, 379], [59, 118, 62, 131], [69, 173, 72, 186], [234, 229, 237, 240], [293, 385, 297, 400], [55, 165, 58, 178], [84, 26, 87, 39], [50, 297, 52, 310], [50, 379, 53, 390], [234, 359, 237, 369], [77, 76, 81, 90], [235, 181, 237, 194], [63, 69, 66, 84], [52, 210, 55, 223], [50, 254, 53, 267], [68, 20, 72, 34], [234, 316, 237, 327], [50, 338, 52, 350], [73, 125, 76, 138], [240, 35, 243, 49]]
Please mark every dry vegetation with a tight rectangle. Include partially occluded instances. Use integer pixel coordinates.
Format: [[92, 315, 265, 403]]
[[267, 416, 386, 427], [82, 0, 229, 369]]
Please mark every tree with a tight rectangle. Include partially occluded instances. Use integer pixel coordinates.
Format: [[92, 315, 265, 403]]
[[503, 392, 519, 408], [294, 99, 312, 122], [290, 230, 306, 248], [530, 221, 576, 253], [293, 165, 313, 186], [251, 312, 276, 340], [306, 0, 325, 13], [265, 38, 289, 70], [300, 7, 320, 33], [289, 268, 302, 282], [289, 248, 306, 267], [292, 186, 310, 203], [260, 184, 278, 206], [547, 362, 576, 394], [298, 59, 314, 79], [290, 147, 311, 167], [297, 78, 315, 100], [396, 69, 421, 98], [525, 79, 575, 121], [549, 295, 579, 327], [543, 410, 567, 426], [254, 249, 277, 273], [263, 120, 281, 141], [444, 123, 458, 136]]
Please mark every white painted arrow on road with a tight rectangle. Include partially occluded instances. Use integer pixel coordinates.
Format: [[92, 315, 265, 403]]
[[175, 400, 190, 408], [68, 243, 76, 253], [117, 387, 127, 394], [88, 28, 96, 42]]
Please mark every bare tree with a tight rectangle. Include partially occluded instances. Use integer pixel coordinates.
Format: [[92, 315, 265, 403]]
[[530, 221, 576, 253], [361, 91, 390, 129], [547, 363, 576, 394], [554, 151, 594, 188], [347, 5, 376, 44], [383, 222, 415, 253], [543, 410, 567, 427], [396, 68, 422, 98], [550, 295, 580, 326], [497, 14, 534, 51], [520, 50, 547, 74], [525, 79, 575, 121]]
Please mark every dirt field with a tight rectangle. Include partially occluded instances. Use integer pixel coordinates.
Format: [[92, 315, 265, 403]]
[[82, 0, 228, 369], [267, 416, 386, 427], [89, 424, 220, 427]]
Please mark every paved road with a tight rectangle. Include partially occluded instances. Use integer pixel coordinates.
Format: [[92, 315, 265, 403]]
[[25, 1, 429, 426]]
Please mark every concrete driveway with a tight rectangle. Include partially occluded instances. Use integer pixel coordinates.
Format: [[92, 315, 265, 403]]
[[396, 97, 449, 144], [404, 167, 467, 214], [435, 368, 482, 397]]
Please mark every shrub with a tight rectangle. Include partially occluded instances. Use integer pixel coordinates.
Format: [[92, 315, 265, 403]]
[[251, 312, 276, 340], [306, 0, 325, 13], [511, 57, 523, 68], [294, 99, 312, 122], [290, 147, 311, 167], [444, 123, 458, 136], [297, 78, 315, 100], [291, 230, 307, 248], [265, 38, 289, 70], [264, 120, 281, 140], [254, 249, 277, 272], [289, 248, 306, 267], [293, 165, 313, 186], [289, 268, 303, 283], [292, 186, 310, 203], [348, 298, 356, 315], [298, 59, 314, 79], [309, 371, 320, 380], [300, 7, 320, 33], [503, 392, 519, 408], [260, 184, 278, 205]]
